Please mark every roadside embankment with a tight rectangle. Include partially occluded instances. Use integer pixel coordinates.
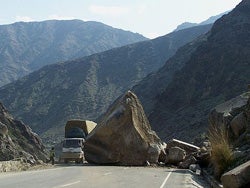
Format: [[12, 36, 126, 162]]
[[0, 161, 30, 172]]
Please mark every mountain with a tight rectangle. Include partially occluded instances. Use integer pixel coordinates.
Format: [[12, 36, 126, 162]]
[[134, 0, 250, 143], [0, 24, 212, 144], [0, 102, 47, 162], [174, 11, 230, 31], [0, 19, 147, 87]]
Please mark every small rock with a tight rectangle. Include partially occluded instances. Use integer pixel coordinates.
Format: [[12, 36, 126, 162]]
[[179, 155, 197, 169], [189, 164, 201, 173], [165, 146, 186, 164]]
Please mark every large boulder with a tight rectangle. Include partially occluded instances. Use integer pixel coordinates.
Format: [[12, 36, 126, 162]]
[[84, 91, 163, 165], [209, 93, 250, 138], [230, 112, 248, 138], [165, 146, 186, 164], [221, 160, 250, 188]]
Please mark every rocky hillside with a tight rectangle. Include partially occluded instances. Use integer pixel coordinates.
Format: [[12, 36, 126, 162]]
[[134, 0, 250, 143], [0, 24, 212, 144], [0, 102, 47, 162], [0, 19, 147, 86], [209, 91, 250, 164]]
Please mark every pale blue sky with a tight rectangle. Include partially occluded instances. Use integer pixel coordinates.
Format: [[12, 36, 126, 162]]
[[0, 0, 242, 38]]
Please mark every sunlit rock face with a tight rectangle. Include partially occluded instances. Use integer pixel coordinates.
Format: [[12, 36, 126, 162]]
[[0, 102, 47, 162], [84, 91, 164, 165]]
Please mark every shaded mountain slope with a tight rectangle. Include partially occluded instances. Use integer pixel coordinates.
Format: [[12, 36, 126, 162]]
[[140, 0, 250, 142], [0, 19, 147, 86], [132, 34, 208, 114], [0, 24, 212, 144]]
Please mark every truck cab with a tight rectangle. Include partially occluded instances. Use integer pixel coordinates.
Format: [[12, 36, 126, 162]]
[[60, 120, 96, 164], [62, 138, 85, 163]]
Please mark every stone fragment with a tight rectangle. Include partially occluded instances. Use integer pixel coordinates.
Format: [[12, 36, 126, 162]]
[[165, 146, 186, 164], [221, 160, 250, 188]]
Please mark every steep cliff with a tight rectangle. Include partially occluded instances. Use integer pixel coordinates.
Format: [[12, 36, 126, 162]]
[[0, 102, 47, 162]]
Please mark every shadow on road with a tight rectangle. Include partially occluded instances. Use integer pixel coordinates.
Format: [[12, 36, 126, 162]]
[[170, 169, 210, 187]]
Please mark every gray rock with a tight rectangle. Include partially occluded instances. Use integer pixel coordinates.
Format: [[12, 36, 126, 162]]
[[230, 112, 247, 138], [0, 122, 8, 136], [189, 164, 201, 173], [179, 155, 197, 169], [165, 146, 186, 164], [221, 160, 250, 188]]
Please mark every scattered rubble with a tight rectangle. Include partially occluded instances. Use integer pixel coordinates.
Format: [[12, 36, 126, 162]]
[[208, 91, 250, 186]]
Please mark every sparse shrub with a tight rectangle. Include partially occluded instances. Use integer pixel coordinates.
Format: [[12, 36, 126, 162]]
[[208, 124, 235, 179]]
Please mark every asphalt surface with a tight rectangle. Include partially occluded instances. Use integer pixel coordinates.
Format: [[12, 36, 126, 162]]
[[0, 164, 210, 188]]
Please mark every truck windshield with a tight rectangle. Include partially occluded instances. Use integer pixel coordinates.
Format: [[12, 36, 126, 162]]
[[65, 127, 86, 138], [63, 139, 82, 148]]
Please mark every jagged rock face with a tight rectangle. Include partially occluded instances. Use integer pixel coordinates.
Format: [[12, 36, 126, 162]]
[[209, 93, 249, 133], [209, 92, 250, 162], [84, 91, 163, 165], [209, 92, 250, 139], [145, 0, 250, 142], [0, 102, 47, 161]]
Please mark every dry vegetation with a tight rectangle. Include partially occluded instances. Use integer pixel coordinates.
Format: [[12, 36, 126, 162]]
[[208, 124, 235, 179]]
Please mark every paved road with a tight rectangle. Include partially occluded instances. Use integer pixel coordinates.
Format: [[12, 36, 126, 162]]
[[0, 164, 209, 188]]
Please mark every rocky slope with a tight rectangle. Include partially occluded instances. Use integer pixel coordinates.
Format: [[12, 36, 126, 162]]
[[135, 0, 250, 143], [0, 102, 47, 162], [0, 24, 212, 144], [209, 91, 250, 164], [0, 19, 147, 86]]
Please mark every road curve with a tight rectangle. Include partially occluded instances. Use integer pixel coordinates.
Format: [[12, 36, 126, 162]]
[[0, 164, 209, 188]]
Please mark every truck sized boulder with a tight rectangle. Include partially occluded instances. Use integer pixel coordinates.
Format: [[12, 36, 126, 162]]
[[84, 91, 164, 165]]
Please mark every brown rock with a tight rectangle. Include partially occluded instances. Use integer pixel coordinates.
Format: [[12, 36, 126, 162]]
[[0, 122, 8, 136], [209, 93, 249, 138], [230, 112, 247, 138], [179, 155, 197, 169], [221, 160, 250, 188], [165, 146, 186, 164], [84, 91, 163, 165]]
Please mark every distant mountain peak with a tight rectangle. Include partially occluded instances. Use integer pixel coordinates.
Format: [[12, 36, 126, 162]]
[[174, 11, 230, 32]]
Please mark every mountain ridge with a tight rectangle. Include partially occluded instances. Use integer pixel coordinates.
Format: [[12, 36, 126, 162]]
[[0, 19, 147, 86], [174, 11, 230, 31], [0, 24, 212, 144], [141, 0, 250, 142]]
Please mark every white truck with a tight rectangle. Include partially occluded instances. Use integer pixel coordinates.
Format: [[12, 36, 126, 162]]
[[60, 120, 96, 163]]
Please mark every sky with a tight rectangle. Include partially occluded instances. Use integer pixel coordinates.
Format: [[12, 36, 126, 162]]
[[0, 0, 242, 39]]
